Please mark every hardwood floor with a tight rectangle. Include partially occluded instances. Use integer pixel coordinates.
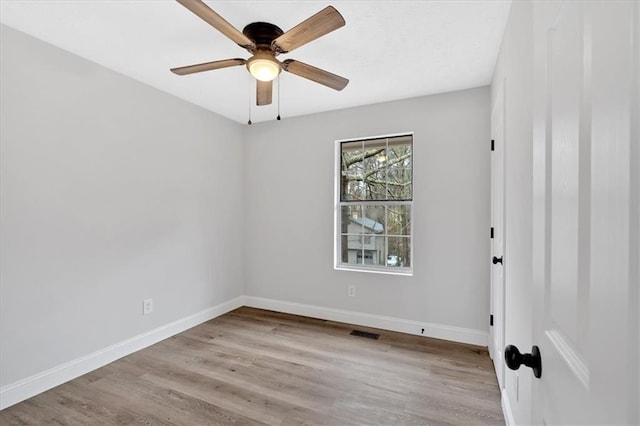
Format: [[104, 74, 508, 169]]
[[0, 307, 504, 425]]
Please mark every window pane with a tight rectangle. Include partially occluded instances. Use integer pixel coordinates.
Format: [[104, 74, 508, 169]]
[[365, 236, 386, 266], [341, 205, 362, 235], [362, 139, 387, 200], [341, 141, 364, 201], [387, 236, 411, 267], [362, 205, 385, 234], [387, 137, 412, 168], [386, 168, 412, 200], [341, 234, 363, 265], [341, 235, 349, 264], [387, 136, 412, 200], [386, 205, 411, 236]]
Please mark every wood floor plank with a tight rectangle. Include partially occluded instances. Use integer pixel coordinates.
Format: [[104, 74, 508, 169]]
[[0, 307, 504, 425], [140, 337, 339, 414]]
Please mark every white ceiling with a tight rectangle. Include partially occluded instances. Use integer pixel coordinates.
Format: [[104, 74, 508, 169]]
[[0, 0, 511, 124]]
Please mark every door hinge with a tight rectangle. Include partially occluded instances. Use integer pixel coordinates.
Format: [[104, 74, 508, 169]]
[[491, 139, 495, 151], [490, 314, 494, 326], [490, 227, 494, 239]]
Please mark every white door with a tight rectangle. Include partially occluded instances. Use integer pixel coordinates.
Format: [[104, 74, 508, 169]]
[[490, 82, 506, 390], [530, 1, 639, 424]]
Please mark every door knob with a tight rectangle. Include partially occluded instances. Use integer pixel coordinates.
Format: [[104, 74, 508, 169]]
[[505, 345, 542, 378], [492, 256, 503, 265]]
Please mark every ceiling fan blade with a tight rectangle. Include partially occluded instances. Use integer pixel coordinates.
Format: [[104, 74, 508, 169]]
[[272, 6, 345, 54], [170, 58, 246, 75], [176, 0, 255, 50], [282, 59, 348, 91], [256, 80, 273, 106]]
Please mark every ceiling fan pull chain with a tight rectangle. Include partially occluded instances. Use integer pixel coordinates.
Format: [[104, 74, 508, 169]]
[[248, 77, 253, 125], [277, 74, 281, 121]]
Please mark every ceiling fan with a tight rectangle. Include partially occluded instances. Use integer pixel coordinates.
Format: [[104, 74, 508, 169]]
[[171, 0, 349, 106]]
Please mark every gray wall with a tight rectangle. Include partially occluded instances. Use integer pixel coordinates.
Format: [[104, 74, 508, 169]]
[[0, 25, 245, 387], [243, 87, 491, 332]]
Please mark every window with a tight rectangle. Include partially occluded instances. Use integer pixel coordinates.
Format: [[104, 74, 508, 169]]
[[335, 133, 413, 274]]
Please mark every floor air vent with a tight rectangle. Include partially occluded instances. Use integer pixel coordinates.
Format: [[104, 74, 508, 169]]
[[350, 330, 380, 340]]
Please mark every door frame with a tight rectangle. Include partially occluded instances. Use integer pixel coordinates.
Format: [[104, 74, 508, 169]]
[[490, 79, 507, 391]]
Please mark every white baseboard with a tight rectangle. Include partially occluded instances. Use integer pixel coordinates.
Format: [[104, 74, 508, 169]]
[[1, 295, 489, 411], [502, 389, 516, 426], [244, 296, 488, 346], [0, 296, 244, 410]]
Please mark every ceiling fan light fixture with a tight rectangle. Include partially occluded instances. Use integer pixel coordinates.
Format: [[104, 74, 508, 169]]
[[247, 57, 281, 82]]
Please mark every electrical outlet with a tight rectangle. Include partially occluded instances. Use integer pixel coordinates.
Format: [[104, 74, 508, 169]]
[[143, 298, 153, 315], [348, 285, 356, 297]]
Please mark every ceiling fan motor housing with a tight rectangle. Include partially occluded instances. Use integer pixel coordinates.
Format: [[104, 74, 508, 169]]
[[242, 22, 284, 48]]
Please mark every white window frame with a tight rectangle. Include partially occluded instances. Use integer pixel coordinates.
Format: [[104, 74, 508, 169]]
[[334, 132, 414, 276]]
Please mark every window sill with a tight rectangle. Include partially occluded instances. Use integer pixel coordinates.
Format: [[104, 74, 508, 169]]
[[334, 264, 413, 277]]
